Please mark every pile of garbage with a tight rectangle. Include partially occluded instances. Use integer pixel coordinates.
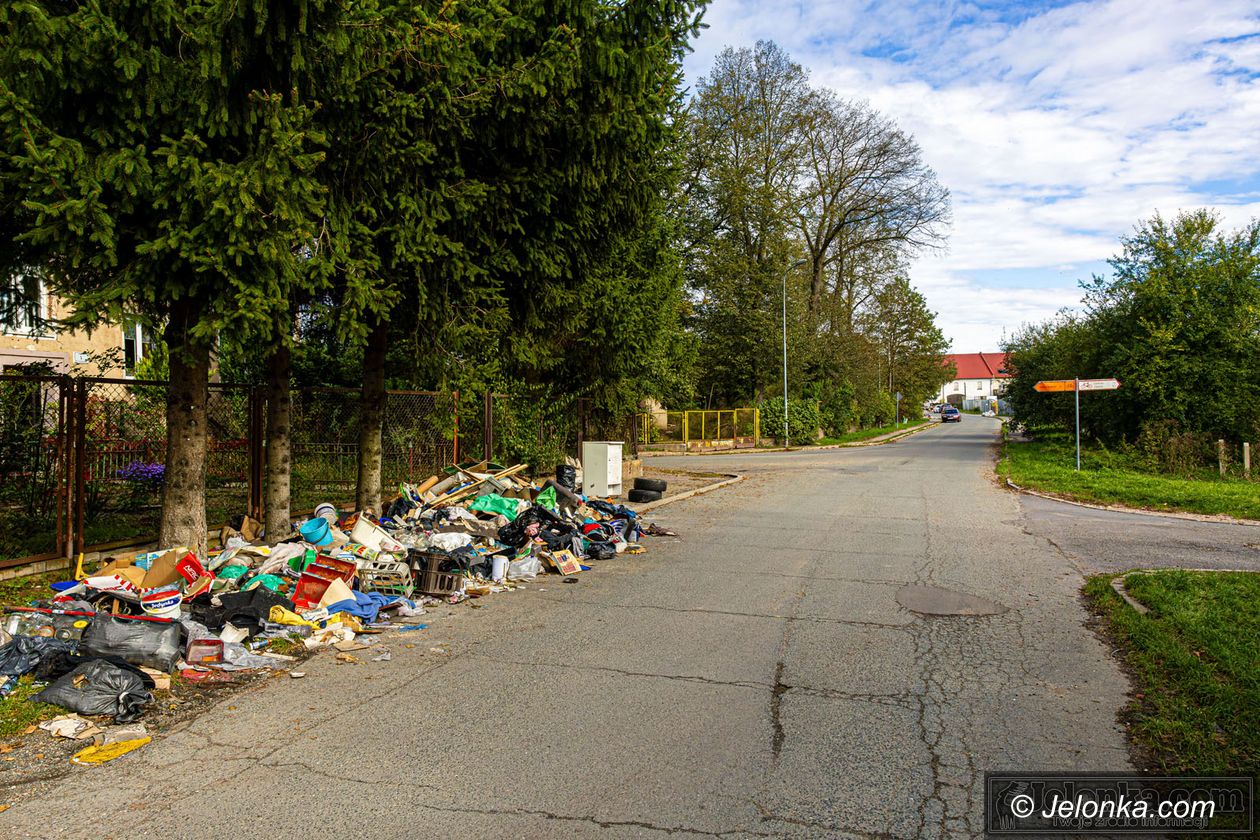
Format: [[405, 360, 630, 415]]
[[0, 460, 675, 761]]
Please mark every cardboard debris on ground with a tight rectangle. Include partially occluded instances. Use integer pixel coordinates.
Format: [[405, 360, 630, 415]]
[[38, 715, 102, 741], [140, 667, 171, 691]]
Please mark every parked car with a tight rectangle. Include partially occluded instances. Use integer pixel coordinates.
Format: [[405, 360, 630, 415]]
[[941, 406, 962, 423]]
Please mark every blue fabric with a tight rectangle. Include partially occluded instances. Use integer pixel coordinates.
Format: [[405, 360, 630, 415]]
[[323, 591, 412, 624]]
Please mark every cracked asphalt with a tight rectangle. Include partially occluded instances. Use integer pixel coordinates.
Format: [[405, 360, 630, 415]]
[[2, 415, 1140, 839]]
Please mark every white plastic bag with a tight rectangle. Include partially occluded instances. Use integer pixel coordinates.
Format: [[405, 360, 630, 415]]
[[507, 556, 542, 581], [428, 532, 474, 552]]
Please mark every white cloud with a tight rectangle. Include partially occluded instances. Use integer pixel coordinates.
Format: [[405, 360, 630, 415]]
[[686, 0, 1260, 350]]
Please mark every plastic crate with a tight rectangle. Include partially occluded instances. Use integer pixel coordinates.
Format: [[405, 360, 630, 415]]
[[358, 558, 414, 599], [419, 568, 464, 597], [293, 555, 358, 607], [411, 551, 465, 597]]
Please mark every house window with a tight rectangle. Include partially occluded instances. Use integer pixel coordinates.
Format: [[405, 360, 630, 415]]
[[0, 274, 48, 337], [123, 320, 152, 377]]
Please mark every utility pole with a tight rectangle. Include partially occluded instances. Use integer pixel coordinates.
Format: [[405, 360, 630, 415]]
[[782, 257, 806, 447]]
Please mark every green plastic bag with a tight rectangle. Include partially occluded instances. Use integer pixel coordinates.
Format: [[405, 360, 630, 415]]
[[215, 564, 249, 581], [243, 574, 285, 592], [288, 548, 317, 574], [468, 494, 522, 521], [535, 485, 558, 511]]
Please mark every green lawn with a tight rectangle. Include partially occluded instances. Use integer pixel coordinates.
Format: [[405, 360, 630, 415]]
[[0, 571, 64, 606], [999, 431, 1260, 520], [814, 418, 929, 446], [0, 677, 59, 739], [1085, 571, 1260, 774]]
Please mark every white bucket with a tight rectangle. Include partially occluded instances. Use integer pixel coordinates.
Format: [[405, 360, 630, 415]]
[[491, 555, 507, 583]]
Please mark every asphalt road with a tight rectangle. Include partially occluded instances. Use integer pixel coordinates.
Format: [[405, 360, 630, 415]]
[[1019, 492, 1260, 573], [4, 415, 1143, 839]]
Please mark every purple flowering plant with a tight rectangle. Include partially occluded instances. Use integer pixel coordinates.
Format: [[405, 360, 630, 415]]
[[117, 461, 165, 488]]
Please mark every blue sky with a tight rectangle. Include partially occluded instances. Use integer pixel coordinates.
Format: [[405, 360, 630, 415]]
[[683, 0, 1260, 350]]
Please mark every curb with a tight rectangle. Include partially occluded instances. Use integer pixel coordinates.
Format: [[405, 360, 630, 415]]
[[1108, 568, 1260, 616], [1109, 575, 1150, 615], [819, 421, 939, 449], [639, 421, 938, 458], [633, 474, 744, 514], [1004, 477, 1260, 527]]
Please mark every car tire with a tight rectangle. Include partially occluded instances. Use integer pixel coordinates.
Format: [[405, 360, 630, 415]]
[[633, 477, 668, 493], [628, 489, 662, 503]]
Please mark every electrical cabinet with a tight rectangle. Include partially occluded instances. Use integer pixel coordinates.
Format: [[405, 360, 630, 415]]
[[581, 441, 623, 498]]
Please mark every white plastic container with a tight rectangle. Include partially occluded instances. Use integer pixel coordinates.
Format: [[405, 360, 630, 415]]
[[350, 513, 403, 554]]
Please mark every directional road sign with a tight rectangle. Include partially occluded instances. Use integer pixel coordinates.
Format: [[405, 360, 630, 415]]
[[1033, 377, 1121, 470], [1033, 380, 1076, 392], [1034, 378, 1121, 392]]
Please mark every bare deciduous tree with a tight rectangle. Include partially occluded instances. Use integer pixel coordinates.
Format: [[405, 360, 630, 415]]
[[795, 93, 950, 323]]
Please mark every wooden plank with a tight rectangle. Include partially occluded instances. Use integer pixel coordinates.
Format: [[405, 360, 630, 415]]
[[429, 464, 530, 507]]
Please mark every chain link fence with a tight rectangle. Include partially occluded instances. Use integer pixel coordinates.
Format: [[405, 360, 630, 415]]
[[0, 375, 67, 568], [71, 379, 255, 555], [0, 372, 641, 571], [288, 388, 460, 515]]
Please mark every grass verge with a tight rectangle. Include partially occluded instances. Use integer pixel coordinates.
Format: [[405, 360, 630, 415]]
[[814, 418, 929, 446], [999, 431, 1260, 520], [1085, 570, 1259, 774], [0, 678, 59, 740], [0, 571, 67, 608]]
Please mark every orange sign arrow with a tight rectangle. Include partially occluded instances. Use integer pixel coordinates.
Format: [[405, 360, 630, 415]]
[[1034, 380, 1077, 392]]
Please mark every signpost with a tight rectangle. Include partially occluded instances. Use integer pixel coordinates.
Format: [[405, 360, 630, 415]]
[[894, 391, 902, 424], [1033, 378, 1121, 470]]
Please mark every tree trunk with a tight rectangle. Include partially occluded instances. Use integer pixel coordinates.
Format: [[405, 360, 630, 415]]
[[160, 299, 210, 556], [264, 340, 292, 539], [355, 317, 389, 514]]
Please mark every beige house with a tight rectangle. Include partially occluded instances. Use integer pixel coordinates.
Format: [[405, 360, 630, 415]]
[[0, 278, 150, 376]]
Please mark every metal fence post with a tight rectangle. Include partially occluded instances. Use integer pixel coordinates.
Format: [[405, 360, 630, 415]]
[[577, 397, 588, 451], [57, 376, 71, 559], [483, 391, 493, 463], [452, 390, 460, 466], [72, 378, 87, 557], [248, 385, 264, 522]]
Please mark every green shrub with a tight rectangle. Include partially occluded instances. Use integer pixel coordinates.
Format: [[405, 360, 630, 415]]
[[759, 398, 821, 442]]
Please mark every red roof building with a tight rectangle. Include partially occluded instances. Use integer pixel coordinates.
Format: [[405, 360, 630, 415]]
[[938, 353, 1010, 404]]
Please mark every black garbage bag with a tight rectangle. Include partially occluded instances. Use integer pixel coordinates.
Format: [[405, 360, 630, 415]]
[[555, 464, 577, 492], [430, 546, 490, 578], [33, 649, 155, 687], [34, 659, 154, 723], [0, 636, 78, 677], [496, 518, 536, 548], [539, 529, 575, 552], [191, 588, 295, 637], [497, 504, 567, 548], [80, 614, 183, 672], [585, 541, 617, 561], [385, 494, 417, 520]]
